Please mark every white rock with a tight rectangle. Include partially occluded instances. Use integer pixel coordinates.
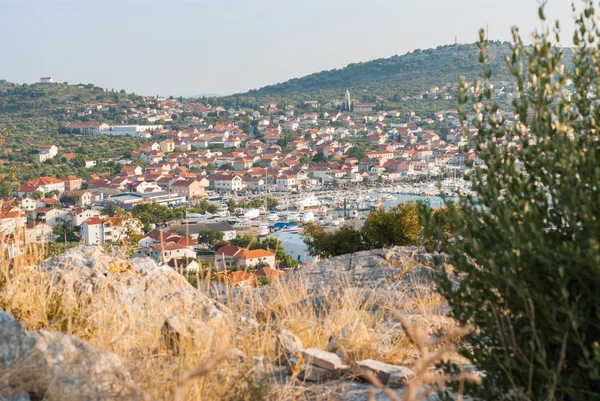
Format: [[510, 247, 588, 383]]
[[300, 348, 349, 371], [356, 359, 415, 387]]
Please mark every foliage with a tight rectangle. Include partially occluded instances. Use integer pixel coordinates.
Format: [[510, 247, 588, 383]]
[[197, 230, 224, 247], [304, 201, 430, 258], [303, 223, 368, 258], [189, 200, 218, 215], [131, 202, 184, 230], [422, 4, 600, 400], [362, 201, 422, 248], [52, 224, 80, 243]]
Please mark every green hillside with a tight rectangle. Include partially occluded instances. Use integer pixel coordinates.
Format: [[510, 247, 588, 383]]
[[241, 42, 522, 99], [0, 82, 151, 186]]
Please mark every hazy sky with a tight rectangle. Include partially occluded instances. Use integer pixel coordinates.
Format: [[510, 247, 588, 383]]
[[1, 0, 575, 96]]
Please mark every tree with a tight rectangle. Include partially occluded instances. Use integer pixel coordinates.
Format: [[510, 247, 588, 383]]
[[227, 198, 237, 213], [362, 201, 422, 248], [197, 230, 224, 247], [422, 5, 600, 399], [303, 223, 367, 258], [312, 153, 326, 163]]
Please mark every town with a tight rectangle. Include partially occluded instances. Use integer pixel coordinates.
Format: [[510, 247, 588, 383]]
[[1, 78, 528, 285]]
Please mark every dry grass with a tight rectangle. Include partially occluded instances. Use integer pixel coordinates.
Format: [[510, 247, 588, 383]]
[[0, 240, 475, 401]]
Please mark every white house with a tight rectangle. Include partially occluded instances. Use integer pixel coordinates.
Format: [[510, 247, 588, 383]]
[[276, 175, 297, 191], [81, 216, 142, 245], [213, 174, 244, 192], [38, 145, 58, 163]]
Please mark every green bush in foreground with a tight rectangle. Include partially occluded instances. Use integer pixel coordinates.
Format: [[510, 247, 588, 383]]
[[423, 3, 600, 400]]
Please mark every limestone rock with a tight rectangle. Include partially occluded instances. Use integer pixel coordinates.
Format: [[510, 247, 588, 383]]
[[276, 330, 303, 356], [161, 316, 211, 353], [40, 246, 229, 324], [0, 312, 142, 401], [388, 368, 416, 388], [356, 359, 415, 387], [297, 364, 343, 381], [300, 348, 349, 372]]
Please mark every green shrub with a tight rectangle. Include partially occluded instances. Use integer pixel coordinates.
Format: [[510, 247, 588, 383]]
[[362, 201, 422, 248], [423, 3, 600, 399]]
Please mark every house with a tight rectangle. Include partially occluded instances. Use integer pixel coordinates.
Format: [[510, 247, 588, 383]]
[[255, 267, 284, 280], [242, 177, 265, 191], [18, 197, 37, 211], [25, 221, 56, 243], [218, 271, 256, 287], [214, 245, 276, 270], [167, 257, 200, 273], [0, 207, 28, 236], [81, 216, 142, 245], [275, 175, 297, 191], [17, 177, 65, 196], [30, 207, 69, 226], [85, 160, 97, 168], [147, 242, 197, 264], [38, 145, 58, 163], [212, 174, 244, 192], [353, 102, 377, 112], [121, 165, 143, 176], [68, 208, 101, 227], [170, 178, 205, 200], [65, 122, 110, 135], [60, 176, 82, 191], [160, 140, 175, 153], [64, 189, 93, 207]]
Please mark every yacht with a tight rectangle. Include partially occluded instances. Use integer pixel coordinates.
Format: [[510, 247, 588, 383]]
[[267, 212, 279, 222], [301, 211, 315, 223], [217, 205, 230, 217], [242, 208, 260, 219], [257, 223, 270, 236], [294, 196, 321, 209]]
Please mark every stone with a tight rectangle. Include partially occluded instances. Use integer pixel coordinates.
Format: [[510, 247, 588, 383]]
[[40, 246, 230, 324], [300, 348, 349, 372], [297, 364, 344, 381], [161, 316, 211, 352], [356, 359, 415, 387], [275, 330, 303, 356], [0, 312, 143, 401], [388, 368, 416, 388]]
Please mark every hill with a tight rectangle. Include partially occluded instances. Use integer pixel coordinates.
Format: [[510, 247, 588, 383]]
[[239, 41, 564, 100], [0, 82, 153, 186]]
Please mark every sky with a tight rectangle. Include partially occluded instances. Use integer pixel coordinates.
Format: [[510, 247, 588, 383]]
[[0, 0, 575, 97]]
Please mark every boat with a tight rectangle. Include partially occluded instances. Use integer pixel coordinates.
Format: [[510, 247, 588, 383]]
[[243, 208, 260, 219], [294, 196, 322, 209], [267, 212, 279, 221], [280, 211, 300, 223], [217, 205, 230, 217], [301, 211, 315, 223], [273, 222, 299, 231], [257, 223, 270, 236], [348, 210, 359, 219]]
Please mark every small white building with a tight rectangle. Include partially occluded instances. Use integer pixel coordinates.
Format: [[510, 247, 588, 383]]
[[38, 145, 58, 163]]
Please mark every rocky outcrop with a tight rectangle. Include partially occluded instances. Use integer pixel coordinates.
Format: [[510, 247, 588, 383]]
[[41, 246, 229, 323], [274, 328, 415, 390], [298, 246, 444, 291], [0, 312, 142, 401]]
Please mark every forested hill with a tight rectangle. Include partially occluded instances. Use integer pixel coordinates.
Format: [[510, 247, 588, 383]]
[[242, 42, 520, 99]]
